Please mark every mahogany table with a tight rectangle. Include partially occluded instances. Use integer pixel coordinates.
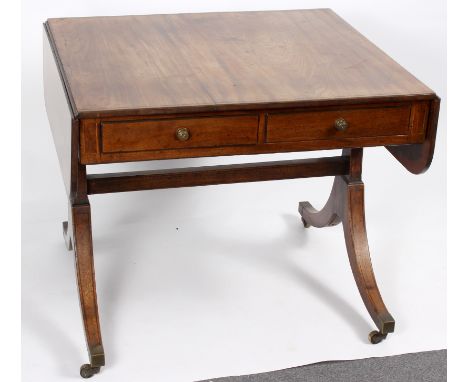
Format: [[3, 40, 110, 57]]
[[43, 9, 440, 378]]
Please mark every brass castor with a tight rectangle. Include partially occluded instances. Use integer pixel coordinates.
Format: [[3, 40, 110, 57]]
[[80, 364, 101, 379], [301, 217, 311, 228], [368, 330, 388, 344]]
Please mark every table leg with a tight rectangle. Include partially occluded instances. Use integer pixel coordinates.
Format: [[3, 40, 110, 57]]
[[67, 200, 105, 378], [298, 178, 341, 229], [298, 149, 395, 343], [62, 221, 73, 251]]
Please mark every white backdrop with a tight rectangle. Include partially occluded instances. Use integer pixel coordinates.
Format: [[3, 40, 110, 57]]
[[22, 1, 446, 381]]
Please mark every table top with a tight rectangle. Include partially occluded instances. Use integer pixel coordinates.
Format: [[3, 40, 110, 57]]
[[45, 9, 435, 118]]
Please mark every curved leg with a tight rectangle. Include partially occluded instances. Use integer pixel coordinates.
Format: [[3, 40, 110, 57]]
[[63, 204, 76, 251], [298, 177, 341, 228], [298, 149, 395, 343], [63, 221, 73, 251], [71, 201, 105, 377], [339, 176, 395, 341]]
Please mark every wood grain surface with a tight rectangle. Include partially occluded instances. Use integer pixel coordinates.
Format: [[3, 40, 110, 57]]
[[87, 156, 350, 194], [42, 10, 441, 372], [266, 104, 411, 143], [45, 9, 435, 118], [78, 100, 430, 164], [43, 29, 73, 193], [299, 149, 395, 337], [100, 114, 259, 153]]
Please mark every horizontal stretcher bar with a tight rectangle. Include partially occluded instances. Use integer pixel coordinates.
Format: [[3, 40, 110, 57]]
[[87, 156, 350, 195]]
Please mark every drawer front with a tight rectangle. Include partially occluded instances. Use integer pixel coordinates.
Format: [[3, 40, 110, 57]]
[[101, 115, 259, 153], [266, 105, 411, 143]]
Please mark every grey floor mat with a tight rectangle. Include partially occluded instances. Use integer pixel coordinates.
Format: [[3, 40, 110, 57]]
[[199, 349, 446, 382]]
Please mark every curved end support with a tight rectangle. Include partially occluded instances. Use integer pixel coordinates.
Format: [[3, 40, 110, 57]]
[[298, 178, 342, 228], [339, 176, 395, 337], [299, 175, 396, 339], [72, 202, 106, 374], [298, 148, 396, 341], [386, 97, 440, 174]]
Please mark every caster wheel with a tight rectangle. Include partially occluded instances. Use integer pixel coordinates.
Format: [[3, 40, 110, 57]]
[[80, 364, 101, 379], [368, 330, 387, 344], [301, 217, 310, 228]]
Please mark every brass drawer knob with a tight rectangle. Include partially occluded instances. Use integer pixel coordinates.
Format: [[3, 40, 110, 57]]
[[175, 127, 190, 141], [334, 117, 348, 131]]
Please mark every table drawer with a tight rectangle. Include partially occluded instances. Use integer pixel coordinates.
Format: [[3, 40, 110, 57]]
[[101, 115, 259, 153], [266, 105, 411, 143]]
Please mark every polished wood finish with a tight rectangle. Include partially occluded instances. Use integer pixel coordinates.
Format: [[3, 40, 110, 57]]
[[43, 29, 73, 194], [43, 9, 440, 377], [71, 201, 105, 368], [299, 149, 395, 335], [46, 9, 434, 118], [386, 97, 441, 174], [44, 24, 105, 374], [100, 114, 259, 154], [266, 104, 411, 143], [79, 100, 431, 164], [81, 116, 428, 164], [87, 157, 350, 195], [45, 10, 437, 166]]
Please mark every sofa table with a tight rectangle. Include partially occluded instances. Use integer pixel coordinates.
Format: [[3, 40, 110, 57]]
[[43, 9, 440, 378]]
